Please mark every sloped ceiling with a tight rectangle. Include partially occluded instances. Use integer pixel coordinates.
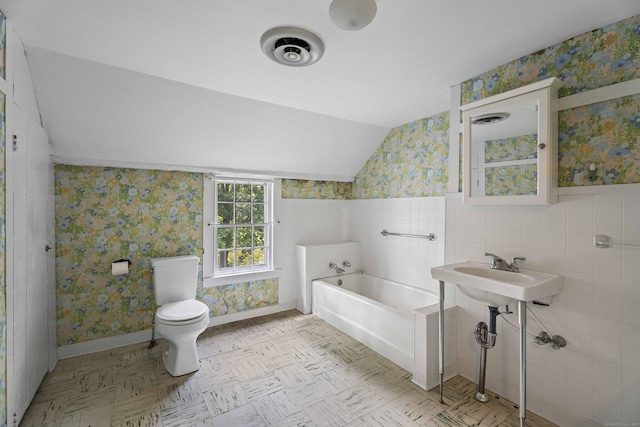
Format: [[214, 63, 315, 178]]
[[2, 0, 639, 180]]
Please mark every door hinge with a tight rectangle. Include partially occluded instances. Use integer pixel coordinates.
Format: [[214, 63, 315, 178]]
[[13, 134, 18, 152]]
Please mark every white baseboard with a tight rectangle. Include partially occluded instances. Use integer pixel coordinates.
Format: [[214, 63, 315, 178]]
[[207, 301, 297, 327], [57, 329, 153, 359], [57, 302, 298, 360]]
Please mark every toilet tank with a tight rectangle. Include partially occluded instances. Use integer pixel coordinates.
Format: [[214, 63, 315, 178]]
[[151, 255, 200, 306]]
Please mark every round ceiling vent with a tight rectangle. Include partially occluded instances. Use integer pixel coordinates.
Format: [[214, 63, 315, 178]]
[[260, 27, 324, 67], [471, 112, 511, 125]]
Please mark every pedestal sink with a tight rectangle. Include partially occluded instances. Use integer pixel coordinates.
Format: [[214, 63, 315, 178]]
[[431, 261, 562, 427], [431, 261, 562, 305]]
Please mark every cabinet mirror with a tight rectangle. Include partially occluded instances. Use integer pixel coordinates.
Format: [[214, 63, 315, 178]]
[[461, 77, 561, 205]]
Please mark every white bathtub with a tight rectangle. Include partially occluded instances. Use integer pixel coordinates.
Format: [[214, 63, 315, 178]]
[[312, 273, 456, 390]]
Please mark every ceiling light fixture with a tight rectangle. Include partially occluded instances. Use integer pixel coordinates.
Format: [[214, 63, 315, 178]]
[[329, 0, 377, 31], [260, 27, 324, 67]]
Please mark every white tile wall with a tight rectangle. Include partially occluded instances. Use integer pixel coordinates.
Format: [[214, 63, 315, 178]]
[[446, 186, 640, 426], [349, 197, 446, 294]]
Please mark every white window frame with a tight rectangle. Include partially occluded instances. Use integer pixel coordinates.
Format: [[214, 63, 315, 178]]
[[203, 176, 281, 287]]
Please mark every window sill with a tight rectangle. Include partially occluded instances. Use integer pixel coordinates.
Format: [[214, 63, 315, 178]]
[[203, 269, 280, 288]]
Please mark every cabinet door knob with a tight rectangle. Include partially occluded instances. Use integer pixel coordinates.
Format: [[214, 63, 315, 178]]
[[538, 143, 546, 149]]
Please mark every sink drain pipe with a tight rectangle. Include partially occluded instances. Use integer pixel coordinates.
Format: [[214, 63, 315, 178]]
[[474, 306, 500, 402]]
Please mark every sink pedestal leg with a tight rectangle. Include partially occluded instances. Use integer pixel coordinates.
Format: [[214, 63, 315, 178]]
[[439, 280, 444, 403], [518, 300, 527, 427]]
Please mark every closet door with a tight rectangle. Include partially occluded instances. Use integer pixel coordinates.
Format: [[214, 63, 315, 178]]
[[25, 114, 51, 403], [6, 101, 29, 425], [6, 105, 52, 424]]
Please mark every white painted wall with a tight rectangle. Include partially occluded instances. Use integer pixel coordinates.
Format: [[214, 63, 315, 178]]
[[278, 199, 350, 306], [26, 48, 389, 182], [446, 186, 640, 426]]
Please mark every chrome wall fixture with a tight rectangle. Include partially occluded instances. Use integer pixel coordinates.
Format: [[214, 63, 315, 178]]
[[594, 234, 640, 248], [380, 230, 436, 241]]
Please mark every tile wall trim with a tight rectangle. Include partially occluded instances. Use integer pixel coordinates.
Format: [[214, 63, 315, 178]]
[[447, 182, 640, 200], [558, 182, 640, 195], [556, 77, 640, 112]]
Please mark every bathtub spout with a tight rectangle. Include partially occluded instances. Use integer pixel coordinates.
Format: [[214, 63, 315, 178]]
[[329, 262, 346, 275]]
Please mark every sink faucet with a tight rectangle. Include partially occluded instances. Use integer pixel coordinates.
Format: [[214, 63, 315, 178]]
[[485, 253, 526, 273]]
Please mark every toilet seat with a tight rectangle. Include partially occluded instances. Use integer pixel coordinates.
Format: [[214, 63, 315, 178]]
[[156, 299, 208, 324]]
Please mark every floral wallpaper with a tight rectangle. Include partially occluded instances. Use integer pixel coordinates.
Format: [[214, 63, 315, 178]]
[[0, 90, 6, 427], [282, 179, 352, 199], [55, 165, 278, 345], [485, 134, 537, 163], [559, 94, 640, 185], [461, 14, 640, 187], [353, 112, 449, 199], [198, 279, 278, 316], [462, 15, 640, 103], [485, 164, 537, 196]]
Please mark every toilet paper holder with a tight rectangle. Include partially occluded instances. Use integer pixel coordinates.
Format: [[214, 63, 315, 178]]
[[111, 259, 132, 276]]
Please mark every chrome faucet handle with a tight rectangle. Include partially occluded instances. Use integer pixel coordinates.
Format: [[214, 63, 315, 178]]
[[485, 252, 503, 269], [329, 262, 338, 269], [485, 252, 504, 261], [511, 256, 526, 272], [343, 261, 351, 268]]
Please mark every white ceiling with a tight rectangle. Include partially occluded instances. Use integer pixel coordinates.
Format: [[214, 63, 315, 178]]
[[2, 0, 639, 180]]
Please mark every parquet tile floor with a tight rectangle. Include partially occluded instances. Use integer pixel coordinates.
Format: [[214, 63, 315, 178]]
[[20, 310, 557, 426]]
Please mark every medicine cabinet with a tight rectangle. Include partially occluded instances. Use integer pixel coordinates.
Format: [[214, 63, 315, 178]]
[[461, 77, 561, 205]]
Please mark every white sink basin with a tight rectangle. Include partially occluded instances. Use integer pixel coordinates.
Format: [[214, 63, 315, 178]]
[[431, 261, 562, 306]]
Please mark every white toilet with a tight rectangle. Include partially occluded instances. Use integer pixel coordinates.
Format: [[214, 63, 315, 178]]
[[151, 255, 209, 376]]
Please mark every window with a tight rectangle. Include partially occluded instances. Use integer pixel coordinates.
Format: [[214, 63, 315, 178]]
[[203, 176, 280, 287]]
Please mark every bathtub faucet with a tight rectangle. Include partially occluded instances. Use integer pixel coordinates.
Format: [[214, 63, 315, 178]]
[[329, 262, 346, 275]]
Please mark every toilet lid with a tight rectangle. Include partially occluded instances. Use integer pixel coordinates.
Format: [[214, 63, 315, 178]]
[[157, 299, 208, 322]]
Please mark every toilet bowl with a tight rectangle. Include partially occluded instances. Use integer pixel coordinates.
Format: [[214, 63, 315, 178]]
[[151, 255, 209, 376], [155, 299, 209, 376]]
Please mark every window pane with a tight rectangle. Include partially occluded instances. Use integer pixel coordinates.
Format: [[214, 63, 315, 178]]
[[217, 183, 234, 202], [254, 226, 264, 246], [217, 203, 234, 224], [217, 249, 234, 268], [252, 184, 265, 203], [237, 226, 252, 248], [236, 184, 252, 202], [217, 227, 234, 249], [236, 249, 252, 267], [252, 204, 264, 223], [235, 203, 251, 224], [253, 248, 265, 266], [211, 179, 273, 277]]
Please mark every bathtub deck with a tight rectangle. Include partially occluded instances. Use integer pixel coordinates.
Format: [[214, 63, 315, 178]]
[[21, 310, 557, 426]]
